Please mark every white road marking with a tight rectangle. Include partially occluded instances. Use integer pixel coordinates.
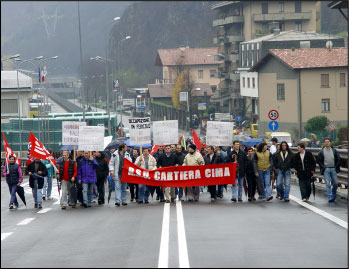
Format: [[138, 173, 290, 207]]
[[176, 200, 190, 268], [158, 203, 170, 268], [17, 218, 35, 226], [289, 195, 348, 229], [1, 232, 14, 241], [37, 208, 52, 214]]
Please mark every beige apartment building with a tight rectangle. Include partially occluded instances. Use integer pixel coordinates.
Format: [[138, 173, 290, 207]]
[[155, 46, 222, 93], [250, 47, 347, 140], [211, 1, 321, 118]]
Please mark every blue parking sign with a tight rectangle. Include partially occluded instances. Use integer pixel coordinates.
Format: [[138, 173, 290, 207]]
[[268, 121, 279, 131]]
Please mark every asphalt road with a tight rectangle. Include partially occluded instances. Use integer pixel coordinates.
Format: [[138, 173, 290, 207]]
[[1, 176, 347, 268]]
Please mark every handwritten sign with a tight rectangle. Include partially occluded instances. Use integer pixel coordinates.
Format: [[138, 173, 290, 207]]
[[62, 121, 86, 145], [206, 121, 234, 146], [153, 120, 178, 145], [129, 117, 151, 145]]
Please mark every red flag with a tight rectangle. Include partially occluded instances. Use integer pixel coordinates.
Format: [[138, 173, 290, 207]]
[[2, 133, 21, 166], [28, 131, 56, 166], [150, 145, 159, 155], [192, 130, 203, 151]]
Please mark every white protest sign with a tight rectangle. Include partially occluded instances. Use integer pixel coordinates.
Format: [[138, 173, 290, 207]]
[[153, 120, 178, 145], [78, 126, 105, 151], [206, 121, 234, 146], [62, 121, 87, 145], [129, 117, 151, 145]]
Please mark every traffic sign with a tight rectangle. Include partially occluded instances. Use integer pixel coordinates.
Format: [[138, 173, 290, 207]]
[[328, 123, 336, 131], [198, 103, 207, 110], [268, 121, 279, 131], [268, 110, 279, 120], [236, 116, 242, 122]]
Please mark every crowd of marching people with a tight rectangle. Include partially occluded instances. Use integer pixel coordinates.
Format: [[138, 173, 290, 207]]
[[3, 136, 341, 210]]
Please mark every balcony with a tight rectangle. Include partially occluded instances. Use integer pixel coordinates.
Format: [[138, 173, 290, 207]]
[[213, 15, 244, 27], [224, 35, 244, 43], [225, 54, 239, 63], [253, 12, 312, 22]]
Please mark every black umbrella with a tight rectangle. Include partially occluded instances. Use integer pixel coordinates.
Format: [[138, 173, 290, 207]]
[[105, 137, 128, 151], [16, 185, 27, 207], [311, 176, 316, 200], [107, 175, 114, 204]]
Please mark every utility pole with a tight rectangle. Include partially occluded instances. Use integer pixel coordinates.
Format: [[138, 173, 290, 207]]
[[77, 1, 85, 122]]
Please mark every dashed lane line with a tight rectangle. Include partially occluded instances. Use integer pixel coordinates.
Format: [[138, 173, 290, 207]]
[[158, 202, 170, 268], [1, 232, 14, 241], [16, 218, 36, 226], [289, 195, 348, 229], [176, 200, 190, 268], [37, 208, 52, 214]]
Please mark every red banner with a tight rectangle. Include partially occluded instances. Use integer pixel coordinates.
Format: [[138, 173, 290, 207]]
[[28, 131, 56, 166], [121, 159, 236, 187], [2, 133, 21, 166]]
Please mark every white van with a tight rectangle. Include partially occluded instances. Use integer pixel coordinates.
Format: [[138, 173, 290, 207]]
[[270, 132, 292, 147]]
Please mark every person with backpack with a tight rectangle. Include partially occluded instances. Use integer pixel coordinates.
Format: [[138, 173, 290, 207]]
[[58, 151, 78, 209], [316, 138, 341, 202], [273, 141, 294, 202], [2, 155, 23, 209]]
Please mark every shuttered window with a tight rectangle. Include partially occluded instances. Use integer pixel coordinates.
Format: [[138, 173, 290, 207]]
[[321, 74, 329, 87], [1, 99, 18, 114], [321, 99, 330, 112], [340, 73, 346, 86], [277, 83, 285, 100]]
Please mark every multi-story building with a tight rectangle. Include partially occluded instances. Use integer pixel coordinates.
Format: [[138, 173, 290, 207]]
[[250, 47, 347, 140], [211, 1, 321, 119], [155, 46, 222, 93], [238, 30, 344, 122]]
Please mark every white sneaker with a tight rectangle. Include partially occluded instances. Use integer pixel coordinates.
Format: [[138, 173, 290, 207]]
[[47, 196, 53, 200]]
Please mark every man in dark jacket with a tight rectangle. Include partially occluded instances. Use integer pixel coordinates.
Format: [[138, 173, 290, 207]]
[[75, 151, 84, 204], [129, 149, 139, 202], [292, 143, 316, 202], [153, 145, 165, 201], [26, 158, 48, 209], [175, 144, 187, 201], [158, 145, 179, 203], [95, 151, 109, 205], [204, 146, 224, 201], [245, 148, 258, 201], [316, 138, 341, 202], [273, 141, 294, 202], [227, 141, 247, 202]]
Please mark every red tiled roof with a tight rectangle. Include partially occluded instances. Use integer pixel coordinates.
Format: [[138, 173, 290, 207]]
[[155, 47, 221, 66], [148, 83, 213, 98], [269, 48, 348, 69]]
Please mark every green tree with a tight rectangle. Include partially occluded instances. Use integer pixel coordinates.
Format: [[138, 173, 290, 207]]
[[304, 116, 330, 133], [172, 73, 185, 109]]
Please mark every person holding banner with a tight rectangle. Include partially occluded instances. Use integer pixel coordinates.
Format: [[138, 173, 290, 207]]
[[78, 151, 99, 208], [175, 144, 187, 201], [130, 149, 140, 202], [158, 145, 179, 203], [26, 158, 48, 209], [135, 148, 157, 204], [58, 151, 78, 209], [204, 146, 224, 201], [183, 144, 205, 202], [153, 145, 165, 201], [2, 155, 23, 209]]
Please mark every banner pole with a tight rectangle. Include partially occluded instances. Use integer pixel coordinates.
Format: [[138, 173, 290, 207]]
[[73, 145, 76, 161], [140, 145, 142, 159]]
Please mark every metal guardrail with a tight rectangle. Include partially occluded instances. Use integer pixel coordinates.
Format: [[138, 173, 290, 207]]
[[47, 91, 85, 113]]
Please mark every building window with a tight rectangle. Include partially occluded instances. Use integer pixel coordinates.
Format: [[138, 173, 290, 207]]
[[252, 78, 255, 88], [321, 99, 330, 112], [262, 23, 268, 33], [262, 3, 268, 14], [321, 74, 329, 87], [295, 21, 302, 31], [211, 86, 217, 92], [279, 21, 285, 31], [242, 77, 245, 88], [246, 44, 249, 66], [252, 99, 256, 114], [277, 83, 285, 100], [295, 1, 302, 13], [210, 69, 217, 78], [340, 73, 346, 86], [256, 43, 259, 62], [279, 2, 284, 12], [1, 99, 18, 114], [241, 45, 245, 67], [247, 78, 250, 88], [198, 70, 203, 79]]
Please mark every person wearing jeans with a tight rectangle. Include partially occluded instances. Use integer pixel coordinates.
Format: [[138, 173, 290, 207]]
[[135, 148, 157, 204], [227, 141, 247, 202], [254, 143, 273, 201], [26, 158, 48, 209], [3, 155, 23, 209], [273, 141, 294, 202], [77, 151, 98, 208], [41, 159, 54, 200], [317, 138, 340, 203]]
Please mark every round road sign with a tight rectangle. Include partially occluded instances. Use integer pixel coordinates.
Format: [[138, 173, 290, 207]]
[[268, 110, 279, 120], [329, 123, 336, 131]]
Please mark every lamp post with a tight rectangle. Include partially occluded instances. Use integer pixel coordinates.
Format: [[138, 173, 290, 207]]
[[117, 35, 131, 124]]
